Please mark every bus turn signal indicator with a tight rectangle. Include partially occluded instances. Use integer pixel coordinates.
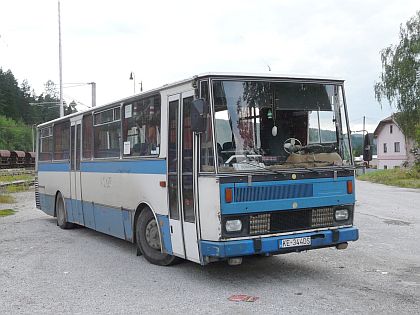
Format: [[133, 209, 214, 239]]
[[347, 180, 353, 194], [225, 188, 233, 203]]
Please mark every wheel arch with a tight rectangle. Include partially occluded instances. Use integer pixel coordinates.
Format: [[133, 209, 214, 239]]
[[133, 201, 162, 245], [54, 190, 63, 217]]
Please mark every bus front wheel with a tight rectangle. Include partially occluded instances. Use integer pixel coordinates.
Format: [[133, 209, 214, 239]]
[[136, 208, 179, 266], [56, 193, 74, 229]]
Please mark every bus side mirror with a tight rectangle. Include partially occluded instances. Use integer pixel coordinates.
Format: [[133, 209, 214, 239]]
[[363, 133, 372, 162], [191, 98, 208, 133]]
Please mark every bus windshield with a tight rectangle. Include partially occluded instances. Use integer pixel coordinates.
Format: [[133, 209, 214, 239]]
[[212, 80, 352, 172]]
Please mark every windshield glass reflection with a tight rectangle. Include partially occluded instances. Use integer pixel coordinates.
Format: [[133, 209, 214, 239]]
[[212, 80, 351, 172]]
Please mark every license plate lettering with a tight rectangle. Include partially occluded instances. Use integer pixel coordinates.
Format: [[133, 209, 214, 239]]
[[280, 237, 311, 248]]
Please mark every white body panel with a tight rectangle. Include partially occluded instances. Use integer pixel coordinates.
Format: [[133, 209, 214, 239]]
[[183, 222, 200, 263], [169, 219, 184, 257], [198, 177, 222, 241], [39, 170, 167, 213], [81, 171, 167, 212], [38, 170, 70, 198]]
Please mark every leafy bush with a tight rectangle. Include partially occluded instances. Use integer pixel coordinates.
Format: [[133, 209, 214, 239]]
[[358, 168, 420, 189]]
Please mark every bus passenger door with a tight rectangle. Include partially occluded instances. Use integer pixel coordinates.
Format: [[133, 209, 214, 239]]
[[70, 118, 84, 225], [167, 92, 200, 263]]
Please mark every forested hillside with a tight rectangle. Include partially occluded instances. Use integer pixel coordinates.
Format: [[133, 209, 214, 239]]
[[0, 68, 76, 151]]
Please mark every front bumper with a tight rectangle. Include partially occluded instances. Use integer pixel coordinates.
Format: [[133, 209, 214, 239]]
[[200, 226, 358, 258]]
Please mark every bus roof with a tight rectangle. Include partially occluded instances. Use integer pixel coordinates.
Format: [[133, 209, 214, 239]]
[[37, 72, 345, 128]]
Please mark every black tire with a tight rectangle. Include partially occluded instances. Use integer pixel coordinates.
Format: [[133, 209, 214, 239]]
[[56, 193, 74, 229], [136, 208, 180, 266]]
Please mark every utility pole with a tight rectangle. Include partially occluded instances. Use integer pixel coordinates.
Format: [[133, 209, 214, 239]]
[[89, 82, 96, 107], [58, 0, 64, 117], [363, 116, 366, 136]]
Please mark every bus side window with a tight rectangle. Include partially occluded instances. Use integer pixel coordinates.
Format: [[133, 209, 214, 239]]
[[123, 95, 161, 157], [82, 114, 93, 159], [93, 107, 121, 158], [39, 126, 53, 161], [53, 121, 70, 160], [199, 80, 215, 172]]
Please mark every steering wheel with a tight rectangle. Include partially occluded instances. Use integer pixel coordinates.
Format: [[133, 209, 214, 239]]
[[284, 138, 303, 154]]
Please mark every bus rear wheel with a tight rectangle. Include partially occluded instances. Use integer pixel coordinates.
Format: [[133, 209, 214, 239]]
[[136, 208, 179, 266], [56, 193, 74, 229]]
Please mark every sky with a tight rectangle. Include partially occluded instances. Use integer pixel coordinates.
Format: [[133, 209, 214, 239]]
[[0, 0, 419, 132]]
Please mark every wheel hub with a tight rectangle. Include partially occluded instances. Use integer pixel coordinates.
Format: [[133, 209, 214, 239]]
[[145, 220, 161, 250]]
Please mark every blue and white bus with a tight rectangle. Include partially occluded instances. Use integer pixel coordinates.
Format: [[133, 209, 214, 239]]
[[35, 73, 358, 266]]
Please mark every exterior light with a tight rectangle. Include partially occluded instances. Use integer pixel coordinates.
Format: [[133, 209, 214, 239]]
[[225, 188, 233, 203], [347, 180, 353, 194], [335, 209, 349, 221], [226, 219, 242, 232]]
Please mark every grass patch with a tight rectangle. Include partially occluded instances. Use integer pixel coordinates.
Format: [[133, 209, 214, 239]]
[[358, 167, 420, 189], [0, 209, 16, 216], [0, 174, 33, 183], [0, 194, 15, 204], [5, 184, 30, 193]]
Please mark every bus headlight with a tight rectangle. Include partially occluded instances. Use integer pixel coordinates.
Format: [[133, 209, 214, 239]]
[[335, 209, 349, 221], [225, 219, 242, 232]]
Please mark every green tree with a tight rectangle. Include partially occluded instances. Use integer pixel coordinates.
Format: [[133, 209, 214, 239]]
[[0, 68, 79, 150], [0, 115, 32, 151], [374, 11, 420, 142]]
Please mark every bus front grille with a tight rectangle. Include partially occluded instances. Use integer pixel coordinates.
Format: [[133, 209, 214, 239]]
[[234, 183, 313, 202], [248, 207, 343, 236]]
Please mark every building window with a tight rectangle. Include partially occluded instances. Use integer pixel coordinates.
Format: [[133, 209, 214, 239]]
[[122, 95, 161, 157], [384, 165, 387, 170], [53, 121, 70, 160], [93, 107, 121, 158], [394, 142, 400, 153], [383, 143, 387, 153], [390, 125, 393, 134]]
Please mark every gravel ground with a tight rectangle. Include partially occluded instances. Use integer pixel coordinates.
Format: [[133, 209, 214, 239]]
[[0, 180, 419, 314]]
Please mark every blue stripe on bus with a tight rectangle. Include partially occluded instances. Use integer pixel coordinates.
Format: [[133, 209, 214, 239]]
[[200, 226, 359, 258], [38, 193, 174, 248], [38, 193, 55, 216], [81, 160, 166, 174], [220, 176, 355, 214], [37, 159, 166, 174], [38, 162, 70, 172], [156, 214, 173, 255]]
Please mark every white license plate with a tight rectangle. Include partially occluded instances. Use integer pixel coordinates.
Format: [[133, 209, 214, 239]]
[[280, 237, 311, 248]]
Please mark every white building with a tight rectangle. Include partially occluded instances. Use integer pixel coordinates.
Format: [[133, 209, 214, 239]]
[[373, 116, 415, 169]]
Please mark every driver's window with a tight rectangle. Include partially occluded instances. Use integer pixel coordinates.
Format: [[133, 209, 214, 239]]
[[308, 111, 320, 143], [215, 110, 233, 164], [308, 110, 336, 143], [319, 111, 336, 142]]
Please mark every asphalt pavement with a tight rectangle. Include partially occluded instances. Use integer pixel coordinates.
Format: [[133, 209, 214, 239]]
[[0, 180, 419, 314]]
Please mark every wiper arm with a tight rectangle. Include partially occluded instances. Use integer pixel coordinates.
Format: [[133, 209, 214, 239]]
[[238, 160, 322, 176]]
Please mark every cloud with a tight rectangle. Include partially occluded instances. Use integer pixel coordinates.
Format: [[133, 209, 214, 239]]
[[0, 0, 419, 129]]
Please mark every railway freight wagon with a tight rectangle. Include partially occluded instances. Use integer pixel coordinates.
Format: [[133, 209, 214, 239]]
[[0, 150, 11, 168], [0, 150, 36, 168], [10, 151, 26, 167]]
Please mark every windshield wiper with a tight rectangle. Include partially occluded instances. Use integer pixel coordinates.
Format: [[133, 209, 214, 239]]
[[237, 160, 322, 176]]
